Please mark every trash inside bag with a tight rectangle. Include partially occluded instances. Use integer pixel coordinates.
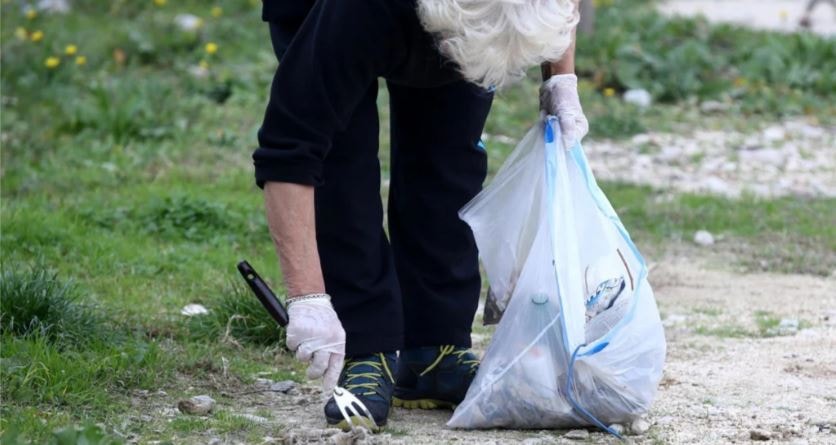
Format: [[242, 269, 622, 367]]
[[448, 116, 666, 431]]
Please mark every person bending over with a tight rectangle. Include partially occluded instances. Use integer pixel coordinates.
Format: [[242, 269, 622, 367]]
[[254, 0, 588, 430]]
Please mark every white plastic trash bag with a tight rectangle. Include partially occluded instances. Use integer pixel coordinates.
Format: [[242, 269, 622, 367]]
[[448, 116, 666, 432]]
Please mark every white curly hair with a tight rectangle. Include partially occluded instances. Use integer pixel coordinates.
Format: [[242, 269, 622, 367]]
[[417, 0, 579, 90]]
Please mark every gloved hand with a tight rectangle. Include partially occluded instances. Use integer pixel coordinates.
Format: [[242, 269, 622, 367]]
[[539, 73, 589, 150], [286, 296, 345, 393]]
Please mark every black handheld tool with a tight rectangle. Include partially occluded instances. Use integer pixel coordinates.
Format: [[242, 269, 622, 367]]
[[237, 260, 289, 327]]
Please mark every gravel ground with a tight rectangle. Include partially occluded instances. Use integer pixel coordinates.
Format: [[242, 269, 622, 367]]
[[168, 256, 835, 444], [658, 0, 836, 36], [583, 119, 836, 198]]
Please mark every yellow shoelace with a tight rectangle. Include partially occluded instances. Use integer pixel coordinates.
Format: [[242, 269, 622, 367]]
[[419, 345, 479, 376], [343, 353, 394, 396]]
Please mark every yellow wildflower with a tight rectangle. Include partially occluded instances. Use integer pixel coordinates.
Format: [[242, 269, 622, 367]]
[[779, 10, 789, 21], [199, 59, 209, 70], [603, 87, 616, 97], [31, 30, 44, 42], [733, 77, 748, 87], [15, 27, 28, 41], [211, 6, 222, 18], [45, 56, 60, 69], [75, 56, 87, 66], [205, 42, 218, 55], [65, 44, 78, 56], [25, 8, 37, 20], [153, 0, 166, 6]]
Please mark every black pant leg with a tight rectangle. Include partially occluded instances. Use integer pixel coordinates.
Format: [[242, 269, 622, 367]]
[[316, 82, 404, 356], [260, 5, 407, 355], [386, 80, 494, 349]]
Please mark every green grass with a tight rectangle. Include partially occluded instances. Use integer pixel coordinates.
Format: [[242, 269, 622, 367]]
[[694, 311, 811, 339], [694, 324, 754, 339], [0, 266, 103, 346], [2, 0, 834, 442], [603, 184, 836, 275]]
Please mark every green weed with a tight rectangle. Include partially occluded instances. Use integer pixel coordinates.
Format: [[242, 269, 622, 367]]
[[1, 424, 123, 445], [0, 266, 102, 347], [187, 281, 285, 347], [693, 307, 723, 317], [694, 325, 753, 338], [578, 0, 836, 117], [604, 184, 836, 275]]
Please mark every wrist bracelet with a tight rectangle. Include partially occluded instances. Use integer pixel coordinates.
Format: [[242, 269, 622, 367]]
[[287, 293, 330, 306]]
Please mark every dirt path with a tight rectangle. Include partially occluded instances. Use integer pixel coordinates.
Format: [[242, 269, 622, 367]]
[[584, 119, 836, 198], [176, 257, 835, 444]]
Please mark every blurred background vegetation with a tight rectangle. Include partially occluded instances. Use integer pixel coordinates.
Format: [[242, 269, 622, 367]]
[[1, 0, 834, 443]]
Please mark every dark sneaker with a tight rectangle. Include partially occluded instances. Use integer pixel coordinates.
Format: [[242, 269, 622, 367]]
[[392, 345, 479, 410], [324, 352, 396, 431]]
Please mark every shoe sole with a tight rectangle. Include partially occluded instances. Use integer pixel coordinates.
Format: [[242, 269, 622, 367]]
[[391, 396, 457, 410], [327, 416, 383, 432]]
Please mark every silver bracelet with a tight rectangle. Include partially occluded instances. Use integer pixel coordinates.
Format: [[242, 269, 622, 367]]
[[287, 293, 331, 306]]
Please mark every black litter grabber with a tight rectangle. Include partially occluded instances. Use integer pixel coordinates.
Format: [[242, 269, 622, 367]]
[[236, 260, 289, 327]]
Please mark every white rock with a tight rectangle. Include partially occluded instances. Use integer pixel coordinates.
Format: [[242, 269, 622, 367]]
[[37, 0, 70, 13], [608, 423, 626, 435], [739, 148, 786, 166], [564, 429, 589, 440], [188, 65, 209, 78], [694, 230, 715, 246], [749, 429, 772, 441], [630, 418, 651, 435], [631, 134, 653, 146], [177, 395, 215, 415], [763, 126, 787, 143], [772, 318, 800, 336], [623, 89, 653, 108], [663, 313, 688, 327], [522, 438, 557, 445], [174, 14, 203, 32], [700, 176, 731, 195], [181, 304, 209, 316], [700, 100, 729, 113]]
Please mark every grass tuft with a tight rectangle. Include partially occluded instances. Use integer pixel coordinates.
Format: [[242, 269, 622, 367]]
[[0, 265, 102, 347], [188, 281, 285, 346], [138, 195, 237, 241]]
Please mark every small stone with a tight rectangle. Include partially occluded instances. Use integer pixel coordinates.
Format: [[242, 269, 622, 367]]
[[255, 378, 297, 394], [36, 0, 70, 13], [694, 230, 715, 246], [809, 418, 835, 429], [750, 429, 772, 441], [700, 100, 729, 113], [700, 176, 731, 195], [330, 427, 369, 445], [662, 313, 687, 327], [763, 126, 787, 143], [174, 14, 202, 32], [564, 429, 589, 440], [623, 89, 652, 108], [207, 438, 222, 445], [631, 134, 653, 146], [522, 438, 557, 445], [776, 318, 800, 335], [180, 304, 208, 316], [270, 380, 297, 394], [608, 423, 626, 435], [630, 418, 651, 435], [177, 395, 215, 415]]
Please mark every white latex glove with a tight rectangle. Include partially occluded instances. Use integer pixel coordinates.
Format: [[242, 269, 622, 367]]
[[539, 73, 589, 150], [286, 297, 345, 393]]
